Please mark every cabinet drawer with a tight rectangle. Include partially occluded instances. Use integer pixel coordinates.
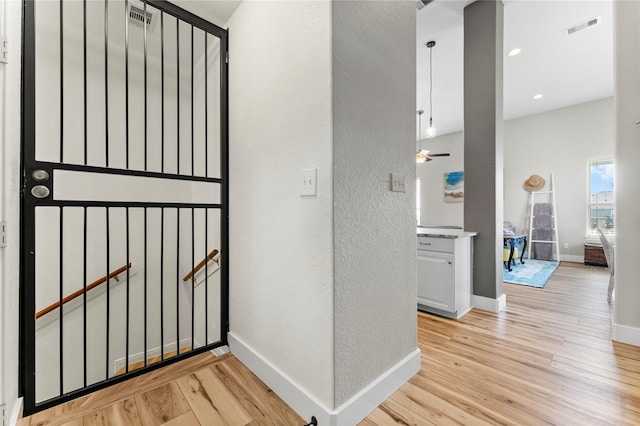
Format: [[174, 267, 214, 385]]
[[417, 236, 454, 253]]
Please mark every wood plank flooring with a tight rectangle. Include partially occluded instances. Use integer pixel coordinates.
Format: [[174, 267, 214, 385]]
[[21, 262, 639, 425], [365, 262, 640, 425]]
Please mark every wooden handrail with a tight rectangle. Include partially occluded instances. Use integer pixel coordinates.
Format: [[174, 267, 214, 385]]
[[183, 249, 219, 282], [35, 263, 132, 319]]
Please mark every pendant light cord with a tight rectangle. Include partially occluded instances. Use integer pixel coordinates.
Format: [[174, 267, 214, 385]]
[[429, 43, 433, 124]]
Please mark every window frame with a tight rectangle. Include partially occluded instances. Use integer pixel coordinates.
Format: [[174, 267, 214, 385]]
[[587, 157, 615, 237]]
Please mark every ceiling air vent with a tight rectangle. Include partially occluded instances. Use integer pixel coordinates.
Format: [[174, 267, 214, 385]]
[[129, 4, 153, 28], [566, 16, 600, 35]]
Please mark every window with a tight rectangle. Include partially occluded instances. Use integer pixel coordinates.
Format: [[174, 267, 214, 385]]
[[588, 158, 614, 235]]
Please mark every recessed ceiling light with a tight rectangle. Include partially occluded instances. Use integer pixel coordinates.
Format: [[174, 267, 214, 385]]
[[507, 48, 521, 57], [533, 94, 543, 100]]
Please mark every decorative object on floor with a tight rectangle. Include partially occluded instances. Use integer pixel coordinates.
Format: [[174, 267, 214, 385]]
[[444, 171, 464, 202], [596, 228, 615, 303], [527, 174, 560, 262], [503, 259, 559, 288], [524, 174, 545, 191]]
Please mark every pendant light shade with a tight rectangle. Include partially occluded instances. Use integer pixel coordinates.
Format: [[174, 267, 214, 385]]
[[416, 110, 428, 163], [425, 41, 437, 139]]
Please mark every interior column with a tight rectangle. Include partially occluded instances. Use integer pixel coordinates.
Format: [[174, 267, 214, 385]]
[[463, 0, 505, 305]]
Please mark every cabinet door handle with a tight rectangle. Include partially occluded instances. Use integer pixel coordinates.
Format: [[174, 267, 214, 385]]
[[448, 261, 452, 264], [419, 242, 431, 246]]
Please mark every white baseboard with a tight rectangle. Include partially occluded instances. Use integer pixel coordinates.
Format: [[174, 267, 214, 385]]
[[472, 293, 507, 313], [113, 337, 193, 373], [612, 321, 640, 347], [560, 254, 584, 263], [228, 332, 420, 426], [9, 397, 23, 426]]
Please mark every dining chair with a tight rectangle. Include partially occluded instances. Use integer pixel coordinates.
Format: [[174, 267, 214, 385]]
[[596, 228, 614, 303]]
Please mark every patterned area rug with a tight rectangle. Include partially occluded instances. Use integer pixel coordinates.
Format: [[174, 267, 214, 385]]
[[503, 259, 559, 288]]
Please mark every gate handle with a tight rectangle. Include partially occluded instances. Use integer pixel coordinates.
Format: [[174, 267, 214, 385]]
[[32, 169, 50, 182], [31, 185, 50, 199]]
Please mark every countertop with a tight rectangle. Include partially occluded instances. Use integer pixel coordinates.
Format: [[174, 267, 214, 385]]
[[417, 227, 478, 239]]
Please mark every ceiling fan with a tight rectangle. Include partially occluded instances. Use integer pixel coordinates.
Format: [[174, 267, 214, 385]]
[[416, 110, 450, 163], [416, 149, 450, 163], [416, 0, 433, 11]]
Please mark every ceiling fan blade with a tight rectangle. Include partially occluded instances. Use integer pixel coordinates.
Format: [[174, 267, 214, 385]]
[[416, 0, 433, 11], [428, 153, 450, 157]]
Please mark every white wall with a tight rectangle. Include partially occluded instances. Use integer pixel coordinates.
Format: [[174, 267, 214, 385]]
[[227, 0, 335, 411], [613, 0, 640, 343], [332, 0, 417, 407], [418, 97, 615, 262], [416, 132, 465, 227], [227, 1, 419, 421], [1, 0, 23, 415]]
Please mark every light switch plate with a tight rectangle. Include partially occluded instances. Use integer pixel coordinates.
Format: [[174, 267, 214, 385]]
[[1, 221, 6, 247], [0, 38, 7, 64], [391, 174, 406, 193], [300, 168, 317, 196]]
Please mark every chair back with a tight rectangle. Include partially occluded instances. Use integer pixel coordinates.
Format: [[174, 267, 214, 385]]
[[596, 228, 614, 274]]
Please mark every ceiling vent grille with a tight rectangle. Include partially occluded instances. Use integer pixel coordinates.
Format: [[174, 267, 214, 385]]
[[129, 5, 153, 28], [566, 16, 600, 35]]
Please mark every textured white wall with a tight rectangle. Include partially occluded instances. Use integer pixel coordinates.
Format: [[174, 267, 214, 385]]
[[332, 1, 417, 407], [0, 0, 22, 412], [613, 1, 640, 331], [227, 0, 335, 409], [417, 97, 615, 261]]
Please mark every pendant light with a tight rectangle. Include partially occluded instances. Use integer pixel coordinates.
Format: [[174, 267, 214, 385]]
[[425, 40, 437, 138], [416, 110, 429, 164]]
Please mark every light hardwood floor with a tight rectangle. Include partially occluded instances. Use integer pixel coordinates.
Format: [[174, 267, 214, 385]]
[[22, 262, 639, 425]]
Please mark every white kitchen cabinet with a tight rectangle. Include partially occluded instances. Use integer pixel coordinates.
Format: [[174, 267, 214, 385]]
[[416, 229, 476, 319], [417, 250, 455, 312]]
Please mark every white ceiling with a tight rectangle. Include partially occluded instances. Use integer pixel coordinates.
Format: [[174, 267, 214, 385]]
[[174, 0, 242, 28], [417, 0, 614, 137], [173, 0, 614, 140]]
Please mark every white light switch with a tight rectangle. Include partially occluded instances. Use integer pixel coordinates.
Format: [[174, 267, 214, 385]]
[[391, 174, 406, 193], [300, 168, 317, 196], [0, 38, 7, 64]]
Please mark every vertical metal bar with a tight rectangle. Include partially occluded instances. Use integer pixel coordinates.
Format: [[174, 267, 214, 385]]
[[204, 32, 209, 344], [176, 208, 180, 355], [105, 207, 110, 378], [143, 0, 148, 171], [191, 208, 194, 349], [176, 19, 180, 174], [21, 1, 37, 412], [191, 25, 194, 177], [83, 207, 88, 387], [59, 207, 64, 395], [161, 12, 164, 173], [144, 207, 148, 367], [125, 0, 130, 169], [105, 0, 109, 167], [160, 208, 164, 361], [204, 33, 208, 178], [204, 208, 208, 343], [83, 0, 88, 165], [220, 32, 229, 343], [60, 0, 64, 162], [125, 207, 130, 372]]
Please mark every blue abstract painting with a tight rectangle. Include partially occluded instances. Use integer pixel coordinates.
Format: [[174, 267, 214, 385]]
[[444, 171, 464, 203]]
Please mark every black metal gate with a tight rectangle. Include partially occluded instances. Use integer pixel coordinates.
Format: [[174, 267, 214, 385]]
[[20, 0, 228, 415]]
